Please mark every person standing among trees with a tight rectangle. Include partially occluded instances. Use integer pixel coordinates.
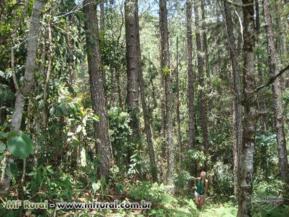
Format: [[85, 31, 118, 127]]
[[194, 170, 209, 209]]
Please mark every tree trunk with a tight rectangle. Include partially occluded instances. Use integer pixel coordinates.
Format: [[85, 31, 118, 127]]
[[159, 0, 175, 187], [255, 0, 260, 33], [223, 0, 242, 199], [42, 22, 52, 129], [274, 0, 288, 89], [237, 0, 256, 216], [138, 59, 158, 182], [11, 0, 45, 131], [133, 0, 158, 182], [194, 0, 208, 153], [125, 0, 140, 143], [200, 0, 209, 154], [263, 0, 289, 183], [186, 0, 196, 175], [100, 1, 105, 33], [83, 0, 114, 178], [175, 37, 182, 165], [6, 0, 45, 205]]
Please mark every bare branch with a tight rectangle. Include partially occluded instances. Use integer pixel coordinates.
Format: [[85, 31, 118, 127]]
[[255, 64, 289, 92]]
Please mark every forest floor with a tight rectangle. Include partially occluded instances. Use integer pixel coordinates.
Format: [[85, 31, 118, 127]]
[[2, 173, 289, 217], [198, 203, 237, 217]]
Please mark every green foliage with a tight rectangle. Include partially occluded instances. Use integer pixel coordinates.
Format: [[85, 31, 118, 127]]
[[0, 83, 14, 104], [252, 180, 288, 217], [185, 149, 207, 168], [0, 131, 34, 159], [128, 151, 149, 178], [0, 141, 5, 153], [254, 180, 285, 199], [254, 205, 289, 217], [128, 182, 198, 217], [108, 107, 132, 166], [0, 1, 288, 217], [174, 170, 192, 193], [162, 65, 171, 76], [129, 182, 176, 204], [7, 132, 33, 159], [201, 202, 237, 217], [212, 161, 233, 197], [91, 180, 101, 194], [27, 165, 73, 201], [255, 133, 278, 179]]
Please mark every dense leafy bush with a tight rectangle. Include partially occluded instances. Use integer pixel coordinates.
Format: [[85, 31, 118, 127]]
[[212, 161, 234, 197], [108, 107, 132, 166], [26, 166, 74, 201], [252, 180, 289, 217], [174, 170, 192, 194], [255, 133, 279, 179]]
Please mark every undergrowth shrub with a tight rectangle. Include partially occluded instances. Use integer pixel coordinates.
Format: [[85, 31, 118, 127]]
[[128, 182, 198, 216], [253, 180, 288, 217]]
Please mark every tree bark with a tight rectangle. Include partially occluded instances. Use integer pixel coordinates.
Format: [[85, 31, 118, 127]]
[[11, 0, 45, 131], [159, 0, 175, 187], [263, 0, 289, 183], [237, 0, 256, 216], [83, 0, 114, 178], [175, 37, 182, 165], [194, 0, 208, 154], [42, 22, 52, 129], [132, 0, 158, 182], [138, 59, 158, 182], [6, 0, 45, 205], [125, 0, 140, 142], [255, 0, 260, 33], [186, 0, 196, 175], [223, 0, 242, 199], [100, 1, 105, 33], [200, 0, 209, 154]]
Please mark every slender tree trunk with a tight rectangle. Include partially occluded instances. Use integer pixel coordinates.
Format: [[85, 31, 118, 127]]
[[223, 0, 242, 199], [159, 0, 174, 187], [125, 0, 140, 143], [175, 37, 182, 165], [138, 60, 158, 182], [274, 0, 288, 90], [237, 0, 256, 216], [132, 0, 158, 182], [100, 1, 105, 33], [6, 0, 45, 206], [83, 0, 114, 178], [42, 22, 52, 129], [263, 0, 289, 183], [186, 0, 196, 175], [200, 0, 209, 154], [255, 0, 268, 132], [11, 0, 45, 131], [255, 0, 260, 33]]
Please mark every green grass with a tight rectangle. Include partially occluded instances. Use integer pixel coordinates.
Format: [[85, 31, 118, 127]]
[[199, 202, 237, 217]]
